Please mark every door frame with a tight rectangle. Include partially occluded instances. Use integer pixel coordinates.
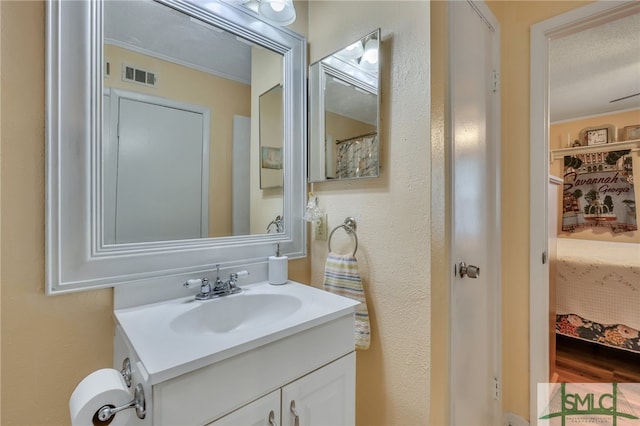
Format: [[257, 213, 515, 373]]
[[449, 1, 502, 423], [528, 1, 639, 421]]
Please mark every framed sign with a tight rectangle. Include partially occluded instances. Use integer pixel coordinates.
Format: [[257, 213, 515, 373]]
[[623, 124, 640, 141], [578, 124, 616, 146]]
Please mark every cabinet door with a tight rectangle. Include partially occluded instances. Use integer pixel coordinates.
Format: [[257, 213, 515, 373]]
[[281, 352, 355, 426], [207, 390, 280, 426]]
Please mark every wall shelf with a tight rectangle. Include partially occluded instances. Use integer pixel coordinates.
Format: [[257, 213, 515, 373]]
[[550, 138, 640, 162]]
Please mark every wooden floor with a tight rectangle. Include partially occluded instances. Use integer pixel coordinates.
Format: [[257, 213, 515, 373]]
[[553, 335, 640, 383]]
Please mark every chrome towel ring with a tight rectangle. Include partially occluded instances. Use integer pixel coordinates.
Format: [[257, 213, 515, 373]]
[[328, 217, 358, 256]]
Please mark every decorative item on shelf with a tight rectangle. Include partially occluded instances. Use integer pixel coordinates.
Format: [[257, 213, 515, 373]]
[[622, 124, 640, 141], [578, 124, 616, 146]]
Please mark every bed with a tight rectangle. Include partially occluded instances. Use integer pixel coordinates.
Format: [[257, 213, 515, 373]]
[[555, 238, 640, 353]]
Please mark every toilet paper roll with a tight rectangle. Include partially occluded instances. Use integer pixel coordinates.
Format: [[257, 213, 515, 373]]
[[69, 368, 133, 426], [268, 255, 288, 285]]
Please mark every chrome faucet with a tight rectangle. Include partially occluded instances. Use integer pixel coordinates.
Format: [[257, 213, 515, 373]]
[[183, 265, 248, 300]]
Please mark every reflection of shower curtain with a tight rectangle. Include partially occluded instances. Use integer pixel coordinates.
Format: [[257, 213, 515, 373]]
[[336, 136, 378, 179]]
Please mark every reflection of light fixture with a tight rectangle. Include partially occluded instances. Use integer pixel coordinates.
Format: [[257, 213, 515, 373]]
[[360, 38, 379, 72], [336, 40, 364, 60], [224, 0, 296, 26]]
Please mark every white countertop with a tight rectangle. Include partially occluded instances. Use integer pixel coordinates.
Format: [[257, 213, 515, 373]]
[[114, 281, 358, 384]]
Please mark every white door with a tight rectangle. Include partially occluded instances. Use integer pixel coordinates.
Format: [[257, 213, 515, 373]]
[[450, 1, 501, 424], [281, 353, 355, 426], [232, 115, 251, 236], [107, 93, 210, 244]]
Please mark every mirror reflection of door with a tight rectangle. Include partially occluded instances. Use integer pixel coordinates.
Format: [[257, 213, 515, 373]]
[[103, 91, 210, 245]]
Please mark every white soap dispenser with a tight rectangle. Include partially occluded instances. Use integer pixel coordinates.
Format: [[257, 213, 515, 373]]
[[268, 243, 288, 285]]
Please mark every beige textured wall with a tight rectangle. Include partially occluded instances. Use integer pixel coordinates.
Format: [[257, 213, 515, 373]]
[[0, 2, 308, 424], [486, 0, 593, 419], [308, 2, 431, 425], [1, 2, 114, 425]]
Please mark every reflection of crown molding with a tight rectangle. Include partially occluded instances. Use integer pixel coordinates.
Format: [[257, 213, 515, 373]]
[[320, 61, 377, 95], [104, 39, 250, 85]]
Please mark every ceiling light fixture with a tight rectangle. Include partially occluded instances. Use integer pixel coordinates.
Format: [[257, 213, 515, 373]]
[[359, 38, 379, 72], [224, 0, 296, 26], [335, 41, 364, 61]]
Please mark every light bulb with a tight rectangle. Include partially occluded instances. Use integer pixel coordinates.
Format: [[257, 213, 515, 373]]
[[362, 39, 379, 65], [270, 1, 286, 12], [258, 0, 296, 25]]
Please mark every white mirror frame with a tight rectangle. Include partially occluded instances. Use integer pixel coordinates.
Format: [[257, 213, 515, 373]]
[[45, 0, 307, 294]]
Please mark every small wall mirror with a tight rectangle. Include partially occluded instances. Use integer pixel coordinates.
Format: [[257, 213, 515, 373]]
[[309, 29, 381, 182]]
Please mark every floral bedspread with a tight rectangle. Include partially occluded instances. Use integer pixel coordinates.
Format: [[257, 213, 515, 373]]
[[556, 313, 640, 353]]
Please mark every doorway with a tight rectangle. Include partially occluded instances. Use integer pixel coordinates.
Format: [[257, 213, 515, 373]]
[[530, 1, 640, 420]]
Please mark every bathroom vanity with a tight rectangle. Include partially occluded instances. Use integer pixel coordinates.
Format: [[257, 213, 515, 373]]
[[113, 281, 358, 425]]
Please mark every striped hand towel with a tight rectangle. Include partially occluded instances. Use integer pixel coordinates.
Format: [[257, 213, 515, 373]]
[[323, 252, 370, 350]]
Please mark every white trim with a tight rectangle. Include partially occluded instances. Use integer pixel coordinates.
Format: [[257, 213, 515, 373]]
[[529, 1, 639, 423]]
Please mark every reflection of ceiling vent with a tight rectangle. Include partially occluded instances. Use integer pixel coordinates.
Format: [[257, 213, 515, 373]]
[[122, 64, 157, 88]]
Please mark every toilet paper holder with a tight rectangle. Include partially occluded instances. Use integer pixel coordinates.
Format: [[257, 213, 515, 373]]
[[96, 383, 146, 422]]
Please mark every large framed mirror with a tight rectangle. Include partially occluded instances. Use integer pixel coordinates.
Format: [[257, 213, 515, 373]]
[[46, 0, 307, 294], [309, 29, 381, 182]]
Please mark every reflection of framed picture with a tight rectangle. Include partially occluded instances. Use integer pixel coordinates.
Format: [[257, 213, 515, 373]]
[[623, 125, 640, 141], [261, 146, 282, 170]]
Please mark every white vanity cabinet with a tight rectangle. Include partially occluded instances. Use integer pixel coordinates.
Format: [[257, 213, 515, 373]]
[[210, 353, 355, 426], [113, 283, 358, 426]]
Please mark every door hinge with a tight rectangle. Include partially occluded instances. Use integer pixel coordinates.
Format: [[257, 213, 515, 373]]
[[493, 377, 500, 400], [492, 70, 499, 93]]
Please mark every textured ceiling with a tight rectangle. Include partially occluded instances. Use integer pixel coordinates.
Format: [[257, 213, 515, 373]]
[[549, 10, 640, 123], [104, 0, 253, 84]]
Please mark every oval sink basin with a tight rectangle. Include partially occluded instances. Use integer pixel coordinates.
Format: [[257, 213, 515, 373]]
[[170, 293, 303, 334]]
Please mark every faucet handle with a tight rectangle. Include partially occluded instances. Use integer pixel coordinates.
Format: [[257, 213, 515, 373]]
[[230, 270, 249, 280], [183, 278, 203, 289], [227, 270, 249, 292]]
